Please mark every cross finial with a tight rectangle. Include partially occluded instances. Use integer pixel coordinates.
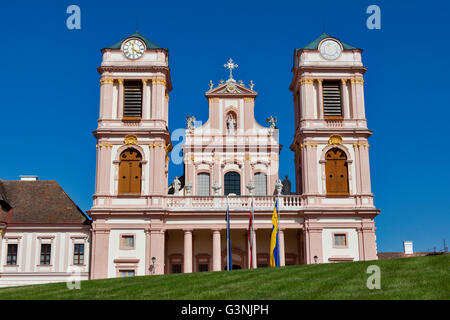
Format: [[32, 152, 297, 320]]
[[224, 58, 238, 80]]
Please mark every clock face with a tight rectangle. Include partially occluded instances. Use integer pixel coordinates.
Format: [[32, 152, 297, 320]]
[[123, 39, 145, 60], [319, 40, 342, 60]]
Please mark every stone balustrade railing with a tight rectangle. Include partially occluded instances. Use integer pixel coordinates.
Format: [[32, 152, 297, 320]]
[[166, 195, 304, 210]]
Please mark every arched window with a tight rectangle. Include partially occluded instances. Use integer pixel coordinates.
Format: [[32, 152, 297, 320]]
[[197, 173, 210, 196], [325, 148, 349, 195], [254, 172, 267, 196], [118, 148, 142, 194], [224, 171, 241, 195]]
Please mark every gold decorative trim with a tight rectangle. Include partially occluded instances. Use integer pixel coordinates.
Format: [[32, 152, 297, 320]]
[[152, 79, 166, 86], [117, 79, 124, 85], [341, 79, 347, 85], [124, 135, 138, 145], [208, 98, 220, 103], [300, 78, 314, 85], [353, 142, 369, 149], [243, 98, 254, 102], [148, 143, 163, 148], [305, 142, 318, 148], [165, 93, 169, 101], [328, 135, 343, 146], [317, 79, 323, 84], [142, 79, 148, 85], [350, 78, 364, 84], [100, 78, 114, 85], [98, 143, 113, 149]]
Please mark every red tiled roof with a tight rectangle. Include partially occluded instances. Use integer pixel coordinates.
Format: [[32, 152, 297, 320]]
[[0, 180, 89, 224]]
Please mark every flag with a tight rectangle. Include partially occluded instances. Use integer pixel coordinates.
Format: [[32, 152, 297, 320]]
[[226, 199, 233, 271], [248, 198, 255, 269], [270, 199, 280, 267]]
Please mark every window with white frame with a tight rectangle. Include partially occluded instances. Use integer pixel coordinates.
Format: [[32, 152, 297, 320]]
[[254, 172, 267, 196], [197, 173, 210, 196]]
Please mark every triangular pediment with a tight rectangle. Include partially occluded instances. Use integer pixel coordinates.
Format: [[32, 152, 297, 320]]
[[205, 79, 257, 97]]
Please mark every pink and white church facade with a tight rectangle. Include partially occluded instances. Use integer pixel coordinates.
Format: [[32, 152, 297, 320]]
[[86, 32, 379, 279]]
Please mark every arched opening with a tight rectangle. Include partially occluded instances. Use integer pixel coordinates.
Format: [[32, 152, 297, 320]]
[[325, 148, 349, 195], [224, 171, 241, 195], [118, 148, 142, 194]]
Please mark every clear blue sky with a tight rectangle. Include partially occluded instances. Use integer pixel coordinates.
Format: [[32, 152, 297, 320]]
[[0, 0, 448, 252]]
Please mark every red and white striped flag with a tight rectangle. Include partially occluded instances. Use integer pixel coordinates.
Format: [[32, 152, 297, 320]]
[[248, 198, 255, 269]]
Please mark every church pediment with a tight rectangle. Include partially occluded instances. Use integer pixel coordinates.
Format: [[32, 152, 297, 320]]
[[206, 79, 257, 97]]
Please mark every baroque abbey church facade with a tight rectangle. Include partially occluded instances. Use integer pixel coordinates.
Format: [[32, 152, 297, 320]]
[[0, 31, 379, 285]]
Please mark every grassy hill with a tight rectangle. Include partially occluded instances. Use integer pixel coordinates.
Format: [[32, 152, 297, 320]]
[[0, 254, 448, 300]]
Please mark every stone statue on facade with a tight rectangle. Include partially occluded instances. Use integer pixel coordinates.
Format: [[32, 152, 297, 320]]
[[266, 115, 278, 129], [172, 176, 181, 195], [281, 175, 291, 195], [275, 179, 283, 195], [227, 114, 236, 134], [186, 116, 196, 130]]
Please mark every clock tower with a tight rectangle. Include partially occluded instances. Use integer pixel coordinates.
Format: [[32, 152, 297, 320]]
[[88, 32, 172, 279], [290, 34, 379, 263]]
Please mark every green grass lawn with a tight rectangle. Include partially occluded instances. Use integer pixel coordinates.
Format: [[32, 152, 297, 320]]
[[0, 254, 448, 300]]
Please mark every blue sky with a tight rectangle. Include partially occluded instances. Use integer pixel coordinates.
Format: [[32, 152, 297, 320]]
[[0, 0, 448, 252]]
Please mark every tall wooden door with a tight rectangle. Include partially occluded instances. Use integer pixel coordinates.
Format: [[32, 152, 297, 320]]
[[325, 148, 349, 195], [118, 149, 142, 194]]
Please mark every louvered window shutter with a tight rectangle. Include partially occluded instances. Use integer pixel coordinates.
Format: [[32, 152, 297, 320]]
[[323, 82, 342, 118], [123, 80, 143, 118]]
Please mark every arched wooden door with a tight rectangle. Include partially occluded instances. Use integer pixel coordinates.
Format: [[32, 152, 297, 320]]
[[118, 148, 142, 194], [325, 148, 349, 195]]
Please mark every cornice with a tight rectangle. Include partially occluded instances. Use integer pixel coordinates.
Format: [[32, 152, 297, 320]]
[[97, 65, 172, 91]]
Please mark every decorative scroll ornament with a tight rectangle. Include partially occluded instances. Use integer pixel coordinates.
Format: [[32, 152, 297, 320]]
[[124, 135, 138, 145], [328, 135, 343, 146]]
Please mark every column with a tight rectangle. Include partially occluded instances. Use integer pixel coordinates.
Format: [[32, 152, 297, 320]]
[[117, 79, 124, 119], [150, 229, 165, 275], [142, 79, 149, 120], [212, 229, 221, 271], [145, 229, 151, 275], [279, 229, 285, 266], [317, 79, 323, 119], [90, 229, 110, 279], [184, 229, 193, 273], [341, 79, 350, 119], [100, 78, 114, 119]]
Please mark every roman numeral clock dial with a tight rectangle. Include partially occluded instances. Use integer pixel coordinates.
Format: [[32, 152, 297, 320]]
[[123, 39, 145, 60]]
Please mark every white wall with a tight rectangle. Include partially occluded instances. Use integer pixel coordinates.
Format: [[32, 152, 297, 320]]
[[322, 228, 359, 263], [0, 227, 90, 288]]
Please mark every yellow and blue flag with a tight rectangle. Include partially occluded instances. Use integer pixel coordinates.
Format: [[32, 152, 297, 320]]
[[270, 199, 280, 267]]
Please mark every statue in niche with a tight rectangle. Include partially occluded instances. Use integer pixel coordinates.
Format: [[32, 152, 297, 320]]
[[226, 114, 236, 134]]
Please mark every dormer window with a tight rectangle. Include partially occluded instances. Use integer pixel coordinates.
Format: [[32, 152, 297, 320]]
[[322, 81, 342, 119], [123, 80, 143, 119]]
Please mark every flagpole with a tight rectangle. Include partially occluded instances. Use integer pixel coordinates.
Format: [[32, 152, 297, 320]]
[[226, 195, 230, 271]]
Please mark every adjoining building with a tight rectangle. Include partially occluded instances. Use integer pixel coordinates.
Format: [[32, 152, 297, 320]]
[[0, 177, 90, 287]]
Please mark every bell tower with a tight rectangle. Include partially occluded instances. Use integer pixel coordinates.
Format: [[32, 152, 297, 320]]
[[289, 34, 379, 263], [89, 32, 172, 279], [290, 33, 375, 206]]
